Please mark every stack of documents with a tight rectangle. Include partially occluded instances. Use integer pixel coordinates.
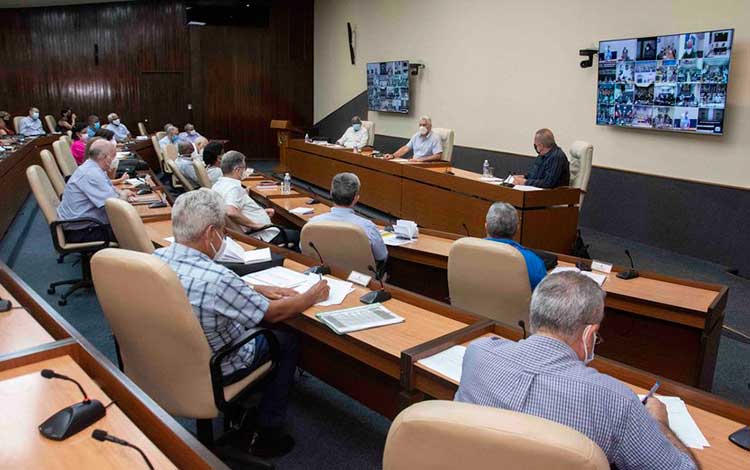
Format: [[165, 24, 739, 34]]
[[637, 395, 710, 449], [315, 303, 404, 334], [380, 230, 415, 246], [289, 206, 314, 215], [294, 274, 354, 306], [417, 345, 467, 382], [550, 266, 607, 286], [393, 220, 418, 239], [216, 238, 272, 265], [243, 266, 310, 289]]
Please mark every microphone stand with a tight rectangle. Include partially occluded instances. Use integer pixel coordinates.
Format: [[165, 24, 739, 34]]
[[360, 264, 392, 304], [303, 241, 331, 275], [616, 249, 640, 280], [38, 369, 106, 440]]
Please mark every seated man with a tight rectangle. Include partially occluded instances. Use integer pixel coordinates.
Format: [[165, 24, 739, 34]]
[[202, 141, 224, 185], [484, 202, 545, 289], [212, 151, 299, 248], [384, 115, 442, 162], [336, 115, 369, 149], [308, 172, 387, 263], [159, 125, 180, 150], [18, 107, 45, 136], [56, 138, 135, 243], [86, 115, 101, 138], [512, 128, 570, 188], [456, 271, 699, 470], [104, 113, 131, 142], [175, 141, 199, 187], [154, 188, 329, 457], [178, 123, 203, 143]]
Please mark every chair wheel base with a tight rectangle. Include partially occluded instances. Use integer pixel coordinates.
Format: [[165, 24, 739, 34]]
[[58, 299, 67, 306], [48, 287, 55, 294]]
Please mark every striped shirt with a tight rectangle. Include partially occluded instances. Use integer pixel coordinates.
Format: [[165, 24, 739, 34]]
[[154, 243, 269, 376], [455, 335, 695, 470]]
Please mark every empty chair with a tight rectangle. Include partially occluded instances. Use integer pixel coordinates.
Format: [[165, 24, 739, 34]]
[[362, 120, 375, 146], [155, 131, 166, 141], [138, 122, 148, 136], [39, 149, 65, 198], [431, 127, 455, 162], [193, 159, 213, 188], [167, 159, 195, 191], [383, 401, 609, 470], [44, 114, 57, 133], [568, 141, 593, 208], [13, 116, 23, 134], [448, 237, 531, 326], [104, 198, 155, 254], [52, 139, 78, 178], [301, 221, 375, 275]]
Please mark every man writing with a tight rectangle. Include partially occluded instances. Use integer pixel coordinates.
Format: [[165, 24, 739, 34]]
[[512, 128, 570, 188]]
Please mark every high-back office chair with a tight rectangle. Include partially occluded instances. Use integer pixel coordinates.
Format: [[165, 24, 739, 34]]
[[91, 248, 278, 469], [52, 139, 78, 178], [431, 127, 455, 162], [44, 114, 57, 133], [155, 131, 166, 141], [167, 159, 195, 191], [362, 120, 376, 146], [193, 159, 213, 188], [150, 135, 167, 173], [13, 116, 23, 134], [383, 401, 609, 470], [104, 198, 155, 254], [26, 165, 113, 306], [40, 149, 66, 198], [568, 141, 593, 208], [448, 238, 531, 327], [300, 221, 376, 275], [138, 122, 148, 136], [61, 133, 72, 146]]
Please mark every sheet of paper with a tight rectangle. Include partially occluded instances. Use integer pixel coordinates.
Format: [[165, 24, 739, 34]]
[[243, 247, 272, 264], [315, 303, 404, 334], [380, 231, 415, 246], [294, 274, 354, 306], [417, 345, 467, 383], [638, 395, 710, 449], [164, 236, 175, 243], [390, 158, 409, 162], [512, 185, 544, 191], [243, 266, 309, 289], [290, 206, 314, 215], [549, 267, 607, 286]]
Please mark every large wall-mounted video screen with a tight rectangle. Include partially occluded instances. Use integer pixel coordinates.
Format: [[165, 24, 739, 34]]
[[367, 60, 410, 113], [596, 29, 733, 135]]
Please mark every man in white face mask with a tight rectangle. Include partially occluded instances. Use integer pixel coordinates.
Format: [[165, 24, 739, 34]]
[[19, 107, 45, 136], [336, 115, 369, 149], [179, 123, 203, 143], [384, 115, 443, 162], [105, 113, 131, 142], [456, 271, 699, 470]]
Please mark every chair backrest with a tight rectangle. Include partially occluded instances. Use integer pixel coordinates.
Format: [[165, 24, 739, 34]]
[[167, 159, 194, 190], [383, 401, 610, 470], [193, 160, 212, 188], [44, 114, 57, 133], [138, 122, 148, 136], [300, 221, 375, 275], [155, 131, 166, 141], [162, 144, 178, 175], [431, 127, 455, 162], [104, 198, 155, 254], [62, 133, 72, 146], [26, 165, 60, 226], [13, 116, 23, 133], [568, 141, 593, 207], [52, 139, 78, 177], [448, 238, 531, 326], [150, 135, 166, 172], [362, 120, 375, 146], [39, 149, 66, 198], [91, 248, 218, 418]]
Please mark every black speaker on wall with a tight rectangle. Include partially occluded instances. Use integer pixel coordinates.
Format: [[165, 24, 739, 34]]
[[347, 22, 355, 65]]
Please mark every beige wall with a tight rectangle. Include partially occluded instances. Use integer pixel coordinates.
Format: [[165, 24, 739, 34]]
[[314, 0, 750, 188]]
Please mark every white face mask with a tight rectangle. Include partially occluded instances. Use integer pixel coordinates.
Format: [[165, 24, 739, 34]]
[[31, 112, 39, 120], [112, 119, 121, 126], [581, 325, 597, 365], [188, 130, 196, 135], [418, 125, 428, 136], [209, 227, 227, 260]]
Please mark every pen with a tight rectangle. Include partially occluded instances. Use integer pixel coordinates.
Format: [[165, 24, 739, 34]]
[[641, 381, 660, 404]]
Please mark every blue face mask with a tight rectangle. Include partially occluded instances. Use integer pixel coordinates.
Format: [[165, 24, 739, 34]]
[[94, 122, 100, 129], [352, 123, 362, 131]]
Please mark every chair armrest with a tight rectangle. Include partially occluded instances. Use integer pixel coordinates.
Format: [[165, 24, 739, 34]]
[[50, 217, 112, 252], [209, 327, 280, 410]]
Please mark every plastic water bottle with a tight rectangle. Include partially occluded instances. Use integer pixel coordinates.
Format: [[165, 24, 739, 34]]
[[282, 173, 291, 194], [482, 160, 490, 177], [304, 133, 310, 143]]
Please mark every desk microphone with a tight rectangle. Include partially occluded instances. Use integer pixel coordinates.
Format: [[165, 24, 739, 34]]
[[92, 430, 155, 469], [39, 369, 106, 440], [461, 223, 471, 237], [304, 241, 331, 275], [360, 264, 392, 304], [616, 249, 640, 280]]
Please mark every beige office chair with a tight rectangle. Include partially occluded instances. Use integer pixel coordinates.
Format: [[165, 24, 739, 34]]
[[104, 198, 155, 254], [26, 165, 113, 306], [13, 116, 24, 134], [155, 131, 166, 141], [39, 149, 66, 198], [91, 248, 278, 468], [167, 159, 195, 191], [44, 114, 57, 133], [150, 135, 167, 173], [383, 401, 609, 470], [163, 143, 178, 175], [138, 122, 148, 136], [568, 141, 593, 208], [448, 238, 531, 327], [432, 127, 455, 162], [300, 221, 376, 275], [62, 133, 72, 146], [362, 120, 375, 146], [193, 159, 213, 188], [52, 139, 78, 178]]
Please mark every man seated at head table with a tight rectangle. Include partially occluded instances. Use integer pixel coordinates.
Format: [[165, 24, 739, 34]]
[[18, 107, 45, 136], [175, 140, 200, 187], [154, 188, 329, 457], [384, 115, 443, 162], [336, 115, 369, 149], [456, 271, 700, 470], [512, 128, 570, 188], [56, 138, 136, 243], [484, 202, 546, 289], [104, 112, 131, 143], [179, 122, 203, 143], [308, 172, 388, 264], [212, 151, 300, 248]]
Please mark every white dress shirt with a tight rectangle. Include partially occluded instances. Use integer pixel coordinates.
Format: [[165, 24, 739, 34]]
[[212, 177, 278, 242], [337, 126, 369, 149]]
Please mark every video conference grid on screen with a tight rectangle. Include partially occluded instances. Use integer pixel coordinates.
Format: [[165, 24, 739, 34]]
[[597, 29, 733, 135], [367, 60, 410, 113]]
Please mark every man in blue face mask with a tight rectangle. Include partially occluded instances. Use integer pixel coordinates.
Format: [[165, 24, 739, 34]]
[[336, 115, 369, 150], [18, 107, 45, 136], [86, 115, 101, 138], [159, 125, 180, 150]]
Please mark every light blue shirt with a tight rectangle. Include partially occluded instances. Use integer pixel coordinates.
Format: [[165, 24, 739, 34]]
[[159, 135, 179, 149], [406, 131, 443, 158], [105, 122, 130, 142], [176, 155, 199, 187], [179, 131, 203, 143], [56, 159, 118, 228], [309, 207, 388, 262], [19, 116, 45, 136]]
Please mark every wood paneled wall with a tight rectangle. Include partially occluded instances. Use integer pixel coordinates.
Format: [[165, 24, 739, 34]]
[[0, 0, 313, 159]]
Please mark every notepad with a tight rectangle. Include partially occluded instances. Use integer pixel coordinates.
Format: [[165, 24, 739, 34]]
[[216, 238, 273, 265], [315, 303, 404, 334], [294, 274, 354, 307], [550, 267, 607, 286], [512, 185, 544, 191], [417, 345, 467, 383], [243, 266, 309, 289], [637, 395, 709, 449], [290, 206, 314, 215], [380, 231, 415, 246]]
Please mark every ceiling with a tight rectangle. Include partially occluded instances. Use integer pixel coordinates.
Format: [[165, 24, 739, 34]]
[[0, 0, 133, 8]]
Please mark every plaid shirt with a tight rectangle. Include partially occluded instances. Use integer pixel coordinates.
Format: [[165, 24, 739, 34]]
[[154, 243, 269, 376], [455, 335, 695, 470]]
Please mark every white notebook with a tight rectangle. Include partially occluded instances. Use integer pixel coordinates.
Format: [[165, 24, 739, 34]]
[[638, 395, 710, 449], [550, 267, 607, 286], [243, 266, 309, 289], [417, 345, 467, 382], [315, 303, 404, 335]]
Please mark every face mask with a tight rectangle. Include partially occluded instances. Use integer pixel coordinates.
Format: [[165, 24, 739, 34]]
[[209, 227, 227, 261], [171, 135, 178, 143], [581, 325, 597, 365], [533, 143, 539, 154], [188, 130, 196, 136], [352, 123, 361, 132], [31, 112, 39, 120], [419, 126, 428, 136], [94, 122, 100, 129], [112, 119, 120, 126]]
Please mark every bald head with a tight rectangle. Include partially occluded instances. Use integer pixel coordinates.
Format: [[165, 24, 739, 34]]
[[86, 137, 116, 170]]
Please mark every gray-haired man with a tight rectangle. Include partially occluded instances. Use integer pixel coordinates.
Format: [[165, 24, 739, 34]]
[[336, 115, 369, 149], [105, 113, 131, 142], [384, 115, 443, 162]]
